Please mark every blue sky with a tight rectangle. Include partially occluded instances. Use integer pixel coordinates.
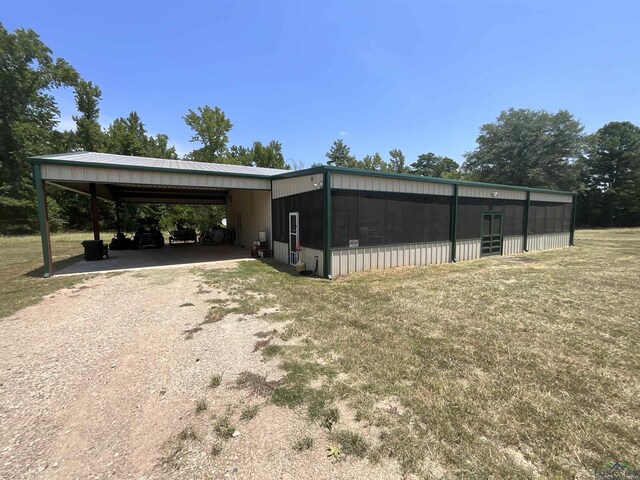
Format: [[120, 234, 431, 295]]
[[4, 0, 640, 168]]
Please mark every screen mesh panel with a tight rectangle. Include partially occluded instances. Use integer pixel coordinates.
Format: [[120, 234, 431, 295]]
[[272, 189, 324, 249], [331, 190, 451, 247]]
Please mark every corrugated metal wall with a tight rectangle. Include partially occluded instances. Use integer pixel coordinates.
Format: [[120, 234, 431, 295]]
[[503, 235, 524, 255], [226, 189, 272, 248], [300, 247, 324, 277], [273, 241, 288, 265], [456, 239, 481, 261], [41, 164, 272, 190], [272, 241, 324, 277], [530, 192, 573, 203], [527, 232, 570, 251], [458, 185, 527, 200], [455, 236, 523, 261], [272, 174, 323, 199], [331, 241, 451, 277], [331, 173, 454, 196]]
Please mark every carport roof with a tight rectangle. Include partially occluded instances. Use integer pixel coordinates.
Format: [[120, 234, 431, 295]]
[[28, 152, 289, 178]]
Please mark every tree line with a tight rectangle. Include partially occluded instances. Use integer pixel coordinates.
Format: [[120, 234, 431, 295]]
[[0, 24, 288, 234], [1, 23, 639, 235]]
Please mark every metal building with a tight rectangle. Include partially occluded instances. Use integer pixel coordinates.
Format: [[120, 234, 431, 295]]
[[29, 153, 576, 278]]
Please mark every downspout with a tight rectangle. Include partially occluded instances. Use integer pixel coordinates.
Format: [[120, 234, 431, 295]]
[[450, 184, 458, 262], [523, 191, 530, 252], [33, 163, 53, 278], [569, 194, 577, 246], [323, 170, 332, 279]]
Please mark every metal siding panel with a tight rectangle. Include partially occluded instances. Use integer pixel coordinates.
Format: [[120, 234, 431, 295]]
[[272, 174, 321, 199], [459, 185, 526, 200], [342, 250, 349, 275], [530, 192, 573, 203]]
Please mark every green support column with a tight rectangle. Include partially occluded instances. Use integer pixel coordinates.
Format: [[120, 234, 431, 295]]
[[33, 164, 53, 278], [323, 170, 332, 279], [450, 184, 458, 262], [523, 191, 530, 252], [569, 194, 577, 246]]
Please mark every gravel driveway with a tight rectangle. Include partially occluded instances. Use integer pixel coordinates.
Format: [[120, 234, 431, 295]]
[[0, 263, 402, 480]]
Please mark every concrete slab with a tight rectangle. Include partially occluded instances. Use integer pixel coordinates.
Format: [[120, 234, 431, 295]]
[[56, 243, 252, 276]]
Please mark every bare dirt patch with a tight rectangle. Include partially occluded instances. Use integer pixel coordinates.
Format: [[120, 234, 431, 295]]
[[0, 264, 278, 479], [0, 262, 404, 479]]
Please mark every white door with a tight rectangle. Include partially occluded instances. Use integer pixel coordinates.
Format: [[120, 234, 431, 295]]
[[289, 212, 299, 265]]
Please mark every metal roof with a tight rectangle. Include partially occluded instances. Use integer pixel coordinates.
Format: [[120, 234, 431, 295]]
[[29, 152, 289, 178], [29, 151, 576, 196]]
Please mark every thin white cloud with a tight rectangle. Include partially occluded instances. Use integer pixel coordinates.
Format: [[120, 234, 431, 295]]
[[338, 130, 350, 137], [55, 114, 76, 132]]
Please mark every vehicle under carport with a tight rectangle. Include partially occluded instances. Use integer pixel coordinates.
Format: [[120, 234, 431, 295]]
[[29, 152, 285, 277]]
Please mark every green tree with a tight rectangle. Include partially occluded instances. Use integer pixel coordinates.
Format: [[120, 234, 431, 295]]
[[0, 24, 78, 234], [105, 112, 151, 156], [411, 153, 461, 179], [326, 139, 358, 168], [73, 80, 103, 152], [361, 153, 392, 171], [147, 133, 178, 160], [252, 140, 289, 169], [183, 105, 233, 162], [227, 145, 253, 166], [388, 148, 409, 173], [462, 108, 584, 190], [577, 121, 640, 227]]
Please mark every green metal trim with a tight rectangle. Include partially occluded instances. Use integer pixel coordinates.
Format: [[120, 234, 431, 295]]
[[450, 184, 458, 262], [323, 170, 332, 279], [523, 191, 531, 252], [480, 211, 504, 257], [33, 164, 52, 278], [27, 156, 277, 180], [271, 166, 327, 179], [569, 195, 577, 246]]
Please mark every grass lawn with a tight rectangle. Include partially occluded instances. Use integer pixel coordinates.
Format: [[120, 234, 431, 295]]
[[201, 228, 640, 478], [0, 232, 92, 318], [2, 229, 638, 477]]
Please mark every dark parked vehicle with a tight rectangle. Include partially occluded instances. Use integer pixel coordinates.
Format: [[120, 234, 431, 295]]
[[200, 226, 234, 245], [133, 218, 165, 249], [169, 221, 197, 244], [109, 231, 134, 250]]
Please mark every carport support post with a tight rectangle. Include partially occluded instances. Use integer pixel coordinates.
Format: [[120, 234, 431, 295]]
[[323, 170, 332, 279], [523, 191, 530, 252], [34, 164, 53, 278], [90, 183, 100, 240], [115, 202, 121, 232]]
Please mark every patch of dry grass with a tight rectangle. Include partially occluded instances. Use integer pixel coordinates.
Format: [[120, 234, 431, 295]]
[[234, 371, 283, 397], [0, 232, 94, 319], [202, 229, 640, 478]]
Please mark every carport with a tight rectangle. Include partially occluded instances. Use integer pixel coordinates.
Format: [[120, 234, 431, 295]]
[[29, 152, 286, 277]]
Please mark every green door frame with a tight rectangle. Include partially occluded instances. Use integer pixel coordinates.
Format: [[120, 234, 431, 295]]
[[480, 211, 504, 257], [323, 170, 332, 279]]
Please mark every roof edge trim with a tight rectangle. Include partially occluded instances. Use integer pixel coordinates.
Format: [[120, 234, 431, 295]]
[[273, 165, 576, 196], [28, 156, 276, 180]]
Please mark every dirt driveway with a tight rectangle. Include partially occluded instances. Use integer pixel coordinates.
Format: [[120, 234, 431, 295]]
[[0, 264, 401, 479]]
